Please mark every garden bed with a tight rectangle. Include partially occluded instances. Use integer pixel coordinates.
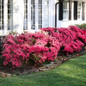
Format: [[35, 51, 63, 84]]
[[0, 26, 86, 77], [0, 48, 86, 77]]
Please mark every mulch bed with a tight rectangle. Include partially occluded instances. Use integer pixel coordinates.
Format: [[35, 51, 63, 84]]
[[0, 49, 86, 78]]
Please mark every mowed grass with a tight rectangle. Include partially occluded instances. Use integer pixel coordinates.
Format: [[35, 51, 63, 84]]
[[0, 53, 86, 86]]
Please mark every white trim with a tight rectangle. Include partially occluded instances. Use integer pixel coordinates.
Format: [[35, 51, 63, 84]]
[[71, 1, 74, 20], [63, 2, 69, 21], [42, 0, 49, 28], [85, 2, 86, 21], [28, 0, 31, 32], [49, 0, 51, 27], [80, 2, 82, 20], [13, 0, 17, 31], [42, 0, 45, 28], [49, 0, 55, 27], [35, 0, 38, 31], [4, 0, 8, 35], [77, 2, 82, 20], [57, 2, 59, 27], [18, 0, 24, 33]]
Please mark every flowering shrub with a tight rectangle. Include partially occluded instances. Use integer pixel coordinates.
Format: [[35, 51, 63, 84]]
[[83, 29, 86, 42], [2, 35, 27, 68], [57, 27, 84, 54], [2, 32, 61, 68], [70, 26, 86, 43], [41, 27, 59, 39], [2, 26, 86, 68], [41, 27, 84, 54]]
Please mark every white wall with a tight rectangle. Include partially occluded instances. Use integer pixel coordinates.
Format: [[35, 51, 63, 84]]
[[0, 0, 86, 36], [57, 20, 86, 28], [57, 1, 86, 28], [49, 0, 56, 27]]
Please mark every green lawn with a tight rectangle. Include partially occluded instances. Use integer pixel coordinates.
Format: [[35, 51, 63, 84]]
[[0, 53, 86, 86]]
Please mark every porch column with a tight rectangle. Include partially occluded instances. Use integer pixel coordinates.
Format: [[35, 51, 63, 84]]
[[42, 0, 50, 28], [4, 0, 8, 35], [42, 0, 46, 28], [13, 0, 18, 32], [35, 0, 38, 31], [17, 0, 24, 34], [49, 0, 55, 27], [85, 2, 86, 21], [71, 1, 74, 20], [82, 2, 85, 20], [28, 0, 31, 32]]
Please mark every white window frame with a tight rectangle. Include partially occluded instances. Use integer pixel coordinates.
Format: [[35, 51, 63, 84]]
[[24, 0, 28, 30], [63, 1, 69, 21], [24, 0, 42, 32], [82, 2, 85, 21], [77, 2, 82, 20], [23, 0, 52, 32], [4, 0, 8, 35], [0, 0, 9, 35]]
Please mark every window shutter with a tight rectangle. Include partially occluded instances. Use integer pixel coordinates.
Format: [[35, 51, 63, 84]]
[[59, 1, 63, 20], [82, 2, 85, 20], [74, 1, 78, 20], [69, 0, 72, 20]]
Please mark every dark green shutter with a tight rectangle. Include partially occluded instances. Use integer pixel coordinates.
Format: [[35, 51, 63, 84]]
[[74, 1, 78, 20], [59, 1, 63, 20], [69, 0, 72, 20]]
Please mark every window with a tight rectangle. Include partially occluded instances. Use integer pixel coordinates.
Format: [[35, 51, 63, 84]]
[[77, 2, 82, 20], [38, 0, 42, 29], [24, 0, 28, 30], [0, 0, 4, 30], [24, 0, 43, 30], [63, 2, 69, 20], [31, 0, 42, 30], [8, 0, 13, 30], [74, 1, 85, 20]]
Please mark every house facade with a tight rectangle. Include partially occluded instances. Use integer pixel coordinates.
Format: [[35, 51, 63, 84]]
[[0, 0, 86, 35]]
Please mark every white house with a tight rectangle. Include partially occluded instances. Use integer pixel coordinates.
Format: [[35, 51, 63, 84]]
[[0, 0, 86, 35]]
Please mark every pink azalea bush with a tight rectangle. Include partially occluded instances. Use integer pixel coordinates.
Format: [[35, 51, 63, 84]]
[[2, 26, 86, 68], [83, 29, 86, 42], [41, 27, 85, 54], [41, 27, 59, 39], [70, 26, 86, 43], [2, 32, 61, 68], [57, 27, 84, 54]]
